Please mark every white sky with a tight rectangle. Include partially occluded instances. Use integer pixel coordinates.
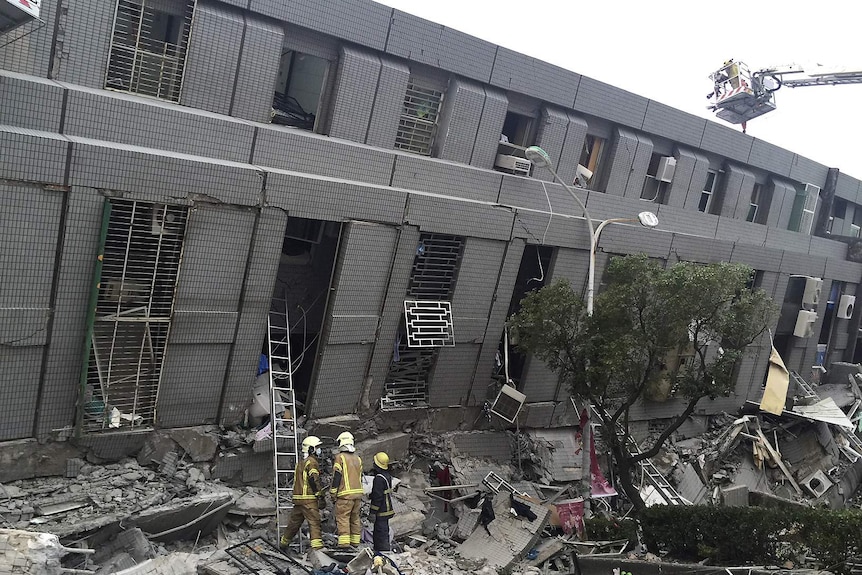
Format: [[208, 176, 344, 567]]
[[377, 0, 862, 180]]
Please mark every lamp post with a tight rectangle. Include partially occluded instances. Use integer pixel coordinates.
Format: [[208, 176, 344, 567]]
[[524, 145, 659, 502]]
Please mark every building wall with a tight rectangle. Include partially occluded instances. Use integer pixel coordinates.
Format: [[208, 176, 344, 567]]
[[1, 0, 861, 440]]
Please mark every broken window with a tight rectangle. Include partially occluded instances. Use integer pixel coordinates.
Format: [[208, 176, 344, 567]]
[[578, 134, 605, 190], [106, 0, 196, 101], [383, 233, 464, 408], [272, 49, 330, 131], [394, 79, 443, 156], [80, 199, 188, 432]]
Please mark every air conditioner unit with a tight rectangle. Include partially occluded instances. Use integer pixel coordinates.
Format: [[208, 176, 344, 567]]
[[656, 156, 677, 183], [801, 277, 823, 308], [838, 294, 856, 319], [495, 154, 531, 175], [793, 309, 818, 338], [574, 164, 594, 187]]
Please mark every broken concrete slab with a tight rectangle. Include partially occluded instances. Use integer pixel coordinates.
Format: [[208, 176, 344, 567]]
[[169, 427, 219, 462], [211, 447, 271, 484], [130, 492, 235, 542], [674, 462, 708, 505], [113, 552, 200, 575], [231, 491, 276, 517], [0, 529, 67, 575], [0, 439, 84, 483], [457, 491, 550, 570], [355, 431, 411, 471], [137, 432, 180, 466], [721, 484, 749, 506]]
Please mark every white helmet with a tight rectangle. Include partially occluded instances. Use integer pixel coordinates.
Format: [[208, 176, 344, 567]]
[[336, 431, 355, 449], [301, 435, 322, 455]]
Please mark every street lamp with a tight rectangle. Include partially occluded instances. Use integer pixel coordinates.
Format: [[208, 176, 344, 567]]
[[524, 145, 659, 503], [524, 146, 658, 315]]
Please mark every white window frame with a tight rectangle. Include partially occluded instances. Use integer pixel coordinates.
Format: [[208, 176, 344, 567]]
[[699, 170, 718, 213], [394, 79, 444, 156]]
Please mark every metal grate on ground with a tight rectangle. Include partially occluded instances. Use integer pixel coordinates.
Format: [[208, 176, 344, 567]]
[[80, 200, 188, 433], [394, 80, 443, 156], [106, 0, 196, 102], [225, 536, 312, 575]]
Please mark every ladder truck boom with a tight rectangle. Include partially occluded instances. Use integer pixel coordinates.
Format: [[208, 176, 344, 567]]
[[707, 60, 862, 126]]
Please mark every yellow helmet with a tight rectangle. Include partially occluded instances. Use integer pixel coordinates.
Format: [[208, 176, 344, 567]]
[[336, 431, 355, 448], [301, 435, 322, 454], [373, 452, 390, 470]]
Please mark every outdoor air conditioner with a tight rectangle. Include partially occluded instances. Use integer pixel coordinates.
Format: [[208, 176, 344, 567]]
[[793, 310, 818, 338], [656, 156, 677, 183], [574, 164, 594, 187], [495, 154, 531, 175], [838, 294, 856, 319], [801, 277, 823, 308]]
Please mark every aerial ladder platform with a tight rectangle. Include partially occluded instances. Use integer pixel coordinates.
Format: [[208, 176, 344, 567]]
[[707, 60, 862, 125]]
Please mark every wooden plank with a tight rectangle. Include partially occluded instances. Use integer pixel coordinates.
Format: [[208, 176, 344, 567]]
[[754, 427, 802, 495]]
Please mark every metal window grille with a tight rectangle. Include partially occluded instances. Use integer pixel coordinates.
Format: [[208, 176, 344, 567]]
[[404, 300, 454, 347], [106, 0, 196, 101], [394, 80, 443, 156], [81, 199, 188, 432], [383, 233, 464, 407]]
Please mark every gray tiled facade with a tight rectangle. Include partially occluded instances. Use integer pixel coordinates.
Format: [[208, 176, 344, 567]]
[[1, 0, 861, 442]]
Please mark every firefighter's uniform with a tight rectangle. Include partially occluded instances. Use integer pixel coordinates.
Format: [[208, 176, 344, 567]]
[[369, 452, 395, 552], [330, 451, 363, 546], [281, 450, 324, 549]]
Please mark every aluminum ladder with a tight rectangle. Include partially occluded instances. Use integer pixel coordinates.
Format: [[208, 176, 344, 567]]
[[268, 297, 301, 545], [593, 406, 690, 506]]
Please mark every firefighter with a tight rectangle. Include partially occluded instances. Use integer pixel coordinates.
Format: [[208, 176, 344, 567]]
[[330, 431, 363, 548], [280, 436, 325, 550], [369, 451, 395, 552]]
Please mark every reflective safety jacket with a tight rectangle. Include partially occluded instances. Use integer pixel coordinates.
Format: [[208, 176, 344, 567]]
[[292, 456, 321, 503], [330, 452, 363, 500], [370, 470, 394, 518]]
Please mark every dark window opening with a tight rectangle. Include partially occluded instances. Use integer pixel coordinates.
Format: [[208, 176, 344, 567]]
[[578, 135, 605, 190], [272, 49, 329, 131]]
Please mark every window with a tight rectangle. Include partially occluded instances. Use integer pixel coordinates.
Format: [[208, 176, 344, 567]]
[[699, 170, 718, 213], [746, 183, 763, 222], [494, 111, 535, 176], [272, 49, 330, 131], [641, 153, 675, 203], [852, 207, 862, 238], [394, 79, 443, 156], [578, 135, 605, 189], [106, 0, 196, 101], [383, 233, 464, 409], [82, 200, 188, 433]]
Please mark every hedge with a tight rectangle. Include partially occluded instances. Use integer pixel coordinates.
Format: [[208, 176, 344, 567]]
[[637, 505, 862, 573]]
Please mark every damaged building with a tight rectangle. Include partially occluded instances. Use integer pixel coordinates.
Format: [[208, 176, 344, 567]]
[[2, 0, 862, 572]]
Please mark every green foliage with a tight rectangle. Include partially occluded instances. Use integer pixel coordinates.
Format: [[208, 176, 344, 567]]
[[640, 505, 862, 573], [508, 255, 776, 509], [584, 515, 639, 545], [508, 255, 775, 408]]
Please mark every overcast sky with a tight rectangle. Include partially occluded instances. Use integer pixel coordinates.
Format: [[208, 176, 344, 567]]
[[377, 0, 862, 179]]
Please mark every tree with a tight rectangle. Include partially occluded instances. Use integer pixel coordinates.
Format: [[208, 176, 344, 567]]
[[508, 255, 775, 510]]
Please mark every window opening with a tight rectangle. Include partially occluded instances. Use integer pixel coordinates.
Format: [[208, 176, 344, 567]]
[[495, 245, 554, 390], [80, 199, 188, 433], [699, 170, 718, 213], [789, 183, 819, 234], [578, 135, 605, 189], [272, 49, 329, 131], [747, 183, 763, 222], [106, 0, 196, 101], [494, 111, 535, 176], [394, 79, 443, 156], [383, 233, 464, 408], [641, 153, 675, 203]]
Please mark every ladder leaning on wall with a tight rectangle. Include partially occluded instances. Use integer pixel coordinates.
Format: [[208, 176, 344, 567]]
[[267, 296, 301, 546]]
